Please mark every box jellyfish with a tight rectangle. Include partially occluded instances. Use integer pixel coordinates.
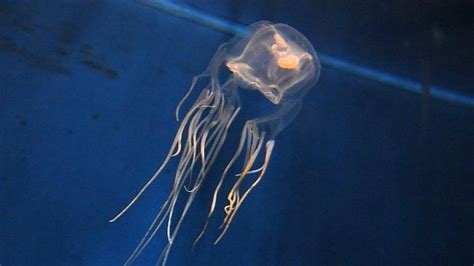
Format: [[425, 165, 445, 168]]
[[110, 21, 320, 265]]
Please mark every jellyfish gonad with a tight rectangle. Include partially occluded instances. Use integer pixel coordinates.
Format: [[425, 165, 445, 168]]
[[110, 21, 321, 265]]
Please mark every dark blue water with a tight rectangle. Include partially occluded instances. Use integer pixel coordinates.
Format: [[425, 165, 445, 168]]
[[1, 1, 473, 265]]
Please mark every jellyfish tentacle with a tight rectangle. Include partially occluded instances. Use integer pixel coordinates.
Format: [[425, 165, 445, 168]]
[[165, 91, 222, 242], [183, 96, 219, 192], [235, 165, 264, 176], [166, 99, 215, 241], [125, 193, 174, 266], [220, 125, 265, 226], [170, 89, 217, 193], [168, 97, 231, 230], [171, 106, 218, 196], [124, 88, 226, 264], [122, 86, 238, 265], [175, 73, 210, 121], [158, 95, 240, 266], [214, 139, 274, 245], [211, 102, 300, 238], [258, 100, 303, 139], [125, 89, 222, 265], [174, 41, 230, 119], [109, 89, 215, 223], [172, 89, 214, 157], [194, 121, 267, 246], [192, 122, 249, 247], [182, 92, 225, 193]]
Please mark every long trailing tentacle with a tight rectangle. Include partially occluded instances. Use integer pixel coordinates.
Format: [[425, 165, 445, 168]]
[[114, 70, 277, 265], [219, 124, 264, 227], [193, 121, 276, 247], [165, 91, 224, 242], [121, 84, 240, 266], [175, 73, 209, 121], [109, 88, 214, 223], [192, 122, 250, 246], [215, 136, 274, 244], [120, 87, 220, 265], [201, 102, 303, 244], [158, 98, 240, 266]]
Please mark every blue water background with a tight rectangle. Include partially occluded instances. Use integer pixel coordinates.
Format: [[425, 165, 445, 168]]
[[1, 0, 473, 265]]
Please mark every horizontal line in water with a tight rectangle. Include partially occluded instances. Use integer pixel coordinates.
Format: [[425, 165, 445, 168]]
[[136, 0, 474, 107]]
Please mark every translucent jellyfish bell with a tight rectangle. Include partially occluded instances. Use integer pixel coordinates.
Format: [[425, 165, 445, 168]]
[[110, 21, 320, 265], [226, 22, 319, 105]]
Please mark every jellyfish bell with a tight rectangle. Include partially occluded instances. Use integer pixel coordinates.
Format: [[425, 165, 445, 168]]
[[225, 22, 320, 106], [110, 21, 320, 265]]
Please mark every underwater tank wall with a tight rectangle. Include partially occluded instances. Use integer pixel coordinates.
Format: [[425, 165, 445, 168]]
[[1, 0, 473, 265]]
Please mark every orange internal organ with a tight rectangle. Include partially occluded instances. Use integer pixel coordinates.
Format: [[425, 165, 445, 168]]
[[277, 54, 299, 69]]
